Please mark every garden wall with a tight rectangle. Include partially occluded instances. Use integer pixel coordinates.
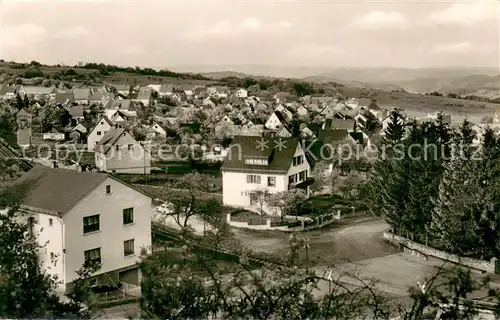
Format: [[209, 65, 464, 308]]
[[383, 232, 498, 274]]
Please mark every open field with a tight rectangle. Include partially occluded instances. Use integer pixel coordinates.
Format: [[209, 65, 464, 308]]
[[0, 62, 219, 86], [339, 87, 499, 123]]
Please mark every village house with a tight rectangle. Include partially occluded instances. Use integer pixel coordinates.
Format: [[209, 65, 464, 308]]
[[94, 126, 151, 174], [43, 128, 65, 141], [14, 165, 152, 293], [73, 88, 91, 105], [114, 84, 131, 96], [322, 119, 356, 132], [158, 84, 174, 97], [134, 89, 152, 106], [265, 111, 288, 130], [87, 115, 114, 151], [0, 85, 17, 100], [235, 88, 248, 98], [146, 123, 167, 140], [207, 86, 230, 99], [55, 91, 76, 105], [20, 86, 55, 100], [221, 136, 312, 211], [89, 89, 104, 105]]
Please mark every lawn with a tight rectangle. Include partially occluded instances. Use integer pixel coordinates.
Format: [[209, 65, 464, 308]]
[[302, 195, 368, 217]]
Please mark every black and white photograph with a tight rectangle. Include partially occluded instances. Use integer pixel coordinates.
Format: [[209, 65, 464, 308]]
[[0, 0, 499, 319]]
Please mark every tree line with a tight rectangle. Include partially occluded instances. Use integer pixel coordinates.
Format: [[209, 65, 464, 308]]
[[365, 109, 500, 259]]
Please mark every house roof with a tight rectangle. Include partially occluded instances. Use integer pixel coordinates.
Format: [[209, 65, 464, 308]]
[[89, 115, 113, 135], [94, 126, 126, 154], [273, 111, 287, 124], [0, 85, 15, 95], [221, 135, 300, 174], [73, 88, 91, 100], [73, 123, 87, 133], [317, 129, 349, 144], [324, 119, 355, 131], [17, 108, 31, 117], [89, 90, 103, 101], [15, 165, 109, 215], [159, 84, 174, 93], [68, 105, 84, 118], [114, 84, 131, 92], [357, 98, 371, 107], [368, 101, 381, 111], [105, 99, 131, 110], [55, 92, 75, 104], [23, 86, 53, 94], [137, 90, 151, 100]]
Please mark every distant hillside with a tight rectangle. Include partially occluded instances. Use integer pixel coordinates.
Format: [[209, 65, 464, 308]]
[[202, 71, 250, 80], [302, 75, 405, 92], [0, 61, 219, 86]]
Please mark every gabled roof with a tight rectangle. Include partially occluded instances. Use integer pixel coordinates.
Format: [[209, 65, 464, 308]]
[[23, 86, 53, 94], [68, 105, 84, 118], [137, 90, 152, 100], [17, 108, 31, 117], [324, 119, 355, 131], [15, 165, 152, 215], [89, 115, 113, 135], [105, 99, 131, 110], [94, 126, 126, 154], [73, 123, 88, 133], [159, 84, 174, 93], [0, 85, 15, 95], [89, 90, 103, 101], [73, 88, 91, 100], [55, 92, 75, 104], [15, 165, 109, 215], [317, 129, 349, 144], [273, 111, 287, 124], [368, 101, 381, 111], [221, 135, 300, 174]]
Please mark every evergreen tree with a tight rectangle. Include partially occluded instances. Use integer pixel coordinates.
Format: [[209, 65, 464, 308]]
[[382, 108, 405, 146]]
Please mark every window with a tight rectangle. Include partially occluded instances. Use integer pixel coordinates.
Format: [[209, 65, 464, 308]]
[[124, 239, 134, 256], [100, 121, 104, 125], [106, 185, 111, 194], [288, 174, 296, 185], [49, 218, 53, 226], [128, 144, 133, 151], [89, 279, 97, 287], [83, 214, 100, 234], [115, 144, 120, 151], [28, 217, 35, 238], [84, 248, 101, 266], [292, 155, 304, 166], [244, 158, 268, 166], [268, 176, 276, 187], [299, 170, 306, 182], [50, 252, 54, 260], [246, 175, 261, 184], [123, 208, 134, 225], [97, 131, 101, 136]]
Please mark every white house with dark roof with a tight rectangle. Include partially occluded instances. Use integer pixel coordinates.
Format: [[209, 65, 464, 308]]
[[221, 136, 311, 211], [94, 126, 151, 174], [87, 115, 113, 151], [14, 165, 152, 294], [265, 111, 288, 130], [235, 88, 248, 98]]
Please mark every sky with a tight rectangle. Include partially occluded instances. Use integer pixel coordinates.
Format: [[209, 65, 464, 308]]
[[1, 0, 499, 70]]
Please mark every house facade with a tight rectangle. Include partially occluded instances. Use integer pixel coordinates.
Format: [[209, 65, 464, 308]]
[[235, 88, 248, 98], [87, 116, 113, 151], [221, 136, 311, 212], [265, 111, 287, 130], [94, 126, 151, 174], [15, 166, 152, 293]]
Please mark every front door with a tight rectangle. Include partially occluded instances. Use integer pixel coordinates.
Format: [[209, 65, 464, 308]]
[[249, 192, 258, 206]]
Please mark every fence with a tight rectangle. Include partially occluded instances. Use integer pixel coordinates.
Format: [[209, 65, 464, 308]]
[[383, 232, 499, 274]]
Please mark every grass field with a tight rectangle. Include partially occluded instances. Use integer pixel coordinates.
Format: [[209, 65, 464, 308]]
[[339, 87, 499, 123]]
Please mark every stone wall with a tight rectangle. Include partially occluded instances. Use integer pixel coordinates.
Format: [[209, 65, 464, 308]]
[[383, 232, 498, 274]]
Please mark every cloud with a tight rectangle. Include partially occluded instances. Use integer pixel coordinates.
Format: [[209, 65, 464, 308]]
[[432, 42, 489, 54], [352, 11, 409, 30], [182, 18, 292, 41], [56, 26, 91, 39], [1, 24, 47, 48], [288, 43, 341, 60], [428, 0, 500, 25]]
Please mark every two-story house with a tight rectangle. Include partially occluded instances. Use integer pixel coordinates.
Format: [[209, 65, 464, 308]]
[[221, 135, 311, 211], [87, 115, 114, 151], [265, 111, 288, 130], [14, 165, 152, 293], [94, 126, 151, 174]]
